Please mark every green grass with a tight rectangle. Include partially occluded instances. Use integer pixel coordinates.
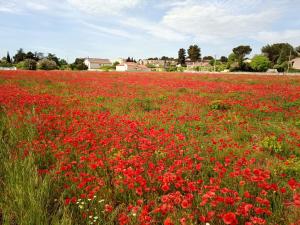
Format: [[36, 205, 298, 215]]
[[0, 107, 77, 225]]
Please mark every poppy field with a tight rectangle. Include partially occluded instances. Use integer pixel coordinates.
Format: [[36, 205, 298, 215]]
[[0, 70, 299, 225]]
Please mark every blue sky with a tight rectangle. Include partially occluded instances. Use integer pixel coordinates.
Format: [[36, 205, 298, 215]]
[[0, 0, 299, 62]]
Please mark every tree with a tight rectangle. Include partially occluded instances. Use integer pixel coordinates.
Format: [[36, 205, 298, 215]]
[[6, 52, 11, 63], [13, 48, 26, 63], [227, 53, 239, 71], [34, 52, 44, 60], [23, 59, 37, 70], [262, 43, 297, 66], [188, 45, 201, 62], [47, 53, 60, 66], [295, 46, 300, 54], [220, 56, 228, 63], [203, 56, 214, 61], [38, 59, 57, 70], [232, 45, 252, 67], [26, 51, 35, 60], [70, 58, 88, 70], [178, 48, 186, 66], [250, 55, 271, 72]]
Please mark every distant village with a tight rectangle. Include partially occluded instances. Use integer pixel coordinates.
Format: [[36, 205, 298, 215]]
[[1, 43, 300, 73], [83, 57, 213, 72]]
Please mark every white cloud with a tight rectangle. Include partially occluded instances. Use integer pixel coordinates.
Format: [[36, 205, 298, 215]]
[[66, 0, 142, 15], [120, 18, 187, 41], [160, 1, 279, 42], [0, 1, 18, 13], [254, 30, 300, 46], [80, 21, 137, 39], [26, 1, 48, 11]]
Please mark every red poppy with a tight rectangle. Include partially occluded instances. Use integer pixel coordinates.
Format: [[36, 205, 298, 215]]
[[222, 212, 238, 225]]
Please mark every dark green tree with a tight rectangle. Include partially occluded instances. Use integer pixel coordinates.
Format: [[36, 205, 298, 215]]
[[262, 43, 297, 65], [295, 46, 300, 54], [188, 45, 201, 62], [203, 56, 214, 61], [6, 52, 11, 63], [34, 52, 44, 60], [26, 51, 35, 60], [13, 48, 26, 63], [220, 56, 228, 63], [178, 48, 186, 66], [47, 53, 60, 66], [233, 45, 252, 63], [71, 58, 88, 70]]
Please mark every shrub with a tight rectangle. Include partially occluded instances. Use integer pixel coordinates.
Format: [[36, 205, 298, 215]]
[[250, 55, 271, 72], [38, 59, 57, 70], [23, 59, 37, 70]]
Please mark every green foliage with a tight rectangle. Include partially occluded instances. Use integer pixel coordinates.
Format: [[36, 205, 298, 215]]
[[261, 136, 282, 153], [232, 45, 252, 63], [38, 58, 58, 70], [6, 52, 12, 64], [276, 158, 300, 177], [24, 59, 37, 70], [71, 58, 88, 71], [13, 48, 26, 63], [220, 56, 228, 63], [134, 98, 160, 112], [113, 61, 120, 67], [166, 65, 177, 72], [203, 56, 214, 61], [282, 99, 300, 109], [188, 45, 201, 62], [295, 120, 300, 128], [100, 65, 115, 71], [274, 62, 288, 72], [250, 55, 271, 72], [209, 100, 230, 110], [146, 63, 156, 68], [262, 43, 297, 65], [0, 108, 76, 225], [178, 48, 186, 66], [0, 59, 12, 67]]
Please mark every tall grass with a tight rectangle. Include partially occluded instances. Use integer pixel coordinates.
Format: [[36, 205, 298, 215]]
[[0, 107, 76, 225]]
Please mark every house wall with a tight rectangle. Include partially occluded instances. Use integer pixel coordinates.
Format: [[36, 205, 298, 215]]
[[292, 58, 300, 69], [116, 65, 127, 71]]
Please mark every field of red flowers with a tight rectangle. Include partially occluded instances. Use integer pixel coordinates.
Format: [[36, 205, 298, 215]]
[[0, 70, 299, 225]]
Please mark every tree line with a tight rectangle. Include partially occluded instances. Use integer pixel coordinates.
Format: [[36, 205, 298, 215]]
[[1, 44, 300, 72], [0, 48, 88, 70], [177, 43, 300, 72]]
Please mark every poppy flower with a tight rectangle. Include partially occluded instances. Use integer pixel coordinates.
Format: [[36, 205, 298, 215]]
[[222, 212, 238, 225]]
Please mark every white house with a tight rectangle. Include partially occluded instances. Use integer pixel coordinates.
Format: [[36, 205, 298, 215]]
[[291, 58, 300, 70], [0, 66, 17, 70], [116, 62, 151, 72], [84, 58, 112, 70]]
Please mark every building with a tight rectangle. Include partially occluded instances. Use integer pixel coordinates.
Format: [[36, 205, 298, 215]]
[[186, 60, 211, 68], [84, 58, 112, 70], [291, 58, 300, 70], [139, 59, 177, 68], [0, 66, 17, 70], [116, 62, 151, 72]]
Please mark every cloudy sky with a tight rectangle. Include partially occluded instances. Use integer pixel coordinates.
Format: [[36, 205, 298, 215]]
[[0, 0, 299, 61]]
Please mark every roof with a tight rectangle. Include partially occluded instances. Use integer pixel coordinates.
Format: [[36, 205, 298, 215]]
[[85, 58, 111, 64]]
